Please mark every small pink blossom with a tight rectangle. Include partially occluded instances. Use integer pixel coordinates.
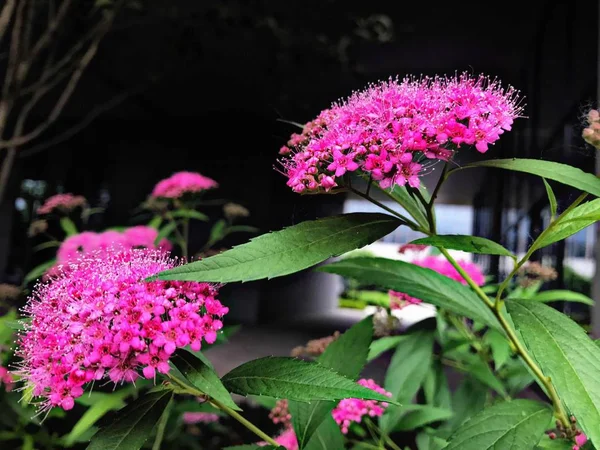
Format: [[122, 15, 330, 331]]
[[332, 378, 392, 434], [16, 248, 228, 411], [388, 290, 422, 310], [259, 428, 299, 450], [37, 193, 86, 215], [182, 412, 220, 425], [152, 171, 218, 199], [398, 243, 428, 254], [0, 365, 14, 391], [573, 432, 588, 450]]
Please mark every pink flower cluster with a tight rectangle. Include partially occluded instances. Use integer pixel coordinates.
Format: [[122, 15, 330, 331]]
[[573, 432, 588, 450], [263, 378, 390, 448], [182, 412, 220, 425], [280, 73, 521, 193], [332, 379, 391, 434], [0, 365, 14, 391], [37, 193, 86, 215], [16, 248, 228, 411], [389, 256, 485, 310], [151, 171, 218, 199], [56, 226, 171, 265]]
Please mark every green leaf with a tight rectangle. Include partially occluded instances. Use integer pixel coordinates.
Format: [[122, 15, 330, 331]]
[[502, 359, 535, 396], [423, 361, 451, 409], [24, 258, 56, 284], [303, 415, 345, 450], [227, 225, 260, 234], [87, 389, 173, 450], [536, 435, 575, 449], [444, 399, 552, 450], [386, 184, 430, 229], [368, 336, 404, 362], [444, 350, 507, 398], [380, 330, 434, 432], [155, 213, 401, 282], [319, 257, 500, 331], [221, 357, 394, 403], [506, 300, 600, 446], [484, 329, 511, 369], [529, 289, 594, 306], [170, 349, 240, 411], [461, 158, 600, 197], [33, 240, 61, 252], [395, 405, 453, 431], [0, 310, 17, 345], [154, 222, 177, 246], [171, 209, 210, 221], [543, 179, 558, 218], [536, 199, 600, 249], [64, 393, 127, 446], [440, 378, 487, 437], [291, 316, 373, 448], [411, 235, 514, 258], [416, 432, 448, 450], [204, 219, 227, 248], [60, 217, 78, 236]]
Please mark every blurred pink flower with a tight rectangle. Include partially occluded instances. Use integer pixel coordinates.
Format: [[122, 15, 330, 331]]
[[182, 412, 220, 425], [152, 172, 218, 199], [37, 193, 86, 215]]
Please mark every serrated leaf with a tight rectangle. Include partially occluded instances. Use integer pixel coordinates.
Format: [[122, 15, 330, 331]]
[[303, 415, 345, 450], [543, 179, 558, 218], [444, 399, 552, 450], [171, 209, 209, 221], [87, 389, 173, 450], [412, 235, 514, 258], [484, 329, 511, 369], [24, 259, 56, 284], [423, 361, 451, 409], [292, 317, 373, 448], [529, 290, 594, 306], [318, 257, 500, 331], [64, 393, 128, 446], [60, 217, 78, 236], [154, 213, 401, 282], [462, 159, 600, 197], [395, 405, 453, 431], [368, 336, 404, 362], [444, 351, 507, 398], [170, 349, 240, 411], [439, 378, 487, 437], [536, 199, 600, 249], [292, 316, 373, 448], [221, 357, 394, 403], [416, 432, 448, 450], [506, 300, 600, 446], [380, 330, 434, 432]]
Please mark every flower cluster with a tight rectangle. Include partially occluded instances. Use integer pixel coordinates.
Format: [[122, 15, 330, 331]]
[[582, 109, 600, 150], [331, 379, 392, 434], [152, 171, 218, 199], [280, 73, 522, 193], [37, 193, 86, 215], [265, 378, 391, 448], [389, 255, 485, 310], [56, 226, 172, 265], [16, 248, 228, 411], [518, 261, 558, 287], [28, 219, 48, 237], [182, 412, 220, 425], [0, 365, 14, 391], [290, 331, 340, 358], [398, 243, 428, 254]]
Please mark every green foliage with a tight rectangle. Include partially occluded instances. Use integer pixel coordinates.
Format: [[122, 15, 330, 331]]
[[463, 158, 600, 197], [24, 258, 56, 284], [87, 389, 173, 450], [170, 209, 210, 221], [221, 357, 394, 403], [155, 213, 401, 282], [412, 234, 514, 258], [507, 300, 600, 446], [528, 289, 594, 305], [535, 199, 600, 249], [394, 405, 453, 431], [386, 184, 430, 229], [444, 400, 552, 450], [543, 178, 558, 218], [170, 349, 240, 411], [60, 217, 78, 236], [484, 329, 511, 369], [319, 257, 500, 330], [303, 416, 346, 450], [367, 336, 404, 362], [154, 222, 177, 246]]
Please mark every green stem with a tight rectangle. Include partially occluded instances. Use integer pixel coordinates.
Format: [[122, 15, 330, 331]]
[[152, 399, 172, 450], [182, 217, 190, 260], [209, 397, 280, 447], [348, 186, 419, 229], [164, 374, 279, 447], [165, 212, 188, 259], [383, 434, 402, 450], [494, 191, 588, 305]]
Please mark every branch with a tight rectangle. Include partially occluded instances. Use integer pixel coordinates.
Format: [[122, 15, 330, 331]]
[[20, 85, 146, 158], [0, 0, 16, 46], [0, 7, 120, 149], [2, 0, 27, 99], [0, 148, 16, 204]]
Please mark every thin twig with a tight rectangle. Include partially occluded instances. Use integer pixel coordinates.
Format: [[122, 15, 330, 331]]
[[0, 0, 16, 47]]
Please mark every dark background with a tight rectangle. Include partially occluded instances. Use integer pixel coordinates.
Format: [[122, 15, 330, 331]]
[[2, 0, 598, 326]]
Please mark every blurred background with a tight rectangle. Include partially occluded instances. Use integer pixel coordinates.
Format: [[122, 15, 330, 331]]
[[0, 0, 599, 383]]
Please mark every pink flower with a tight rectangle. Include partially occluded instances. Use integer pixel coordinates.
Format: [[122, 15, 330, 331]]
[[151, 172, 218, 199], [56, 232, 101, 263], [398, 243, 428, 254], [259, 428, 298, 450], [37, 193, 86, 215], [280, 73, 522, 193], [0, 365, 14, 391], [388, 290, 422, 310], [573, 432, 588, 450], [123, 226, 172, 251], [331, 378, 392, 434], [15, 248, 228, 411], [182, 412, 220, 425]]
